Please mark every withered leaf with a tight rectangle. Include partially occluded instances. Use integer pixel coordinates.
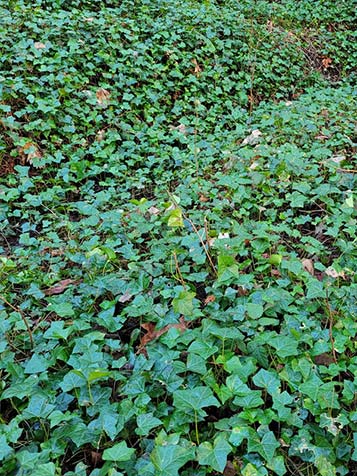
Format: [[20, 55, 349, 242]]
[[96, 88, 111, 106], [44, 279, 80, 296], [301, 258, 314, 276]]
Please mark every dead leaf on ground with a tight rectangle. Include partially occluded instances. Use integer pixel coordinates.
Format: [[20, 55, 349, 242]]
[[241, 129, 262, 146], [325, 267, 345, 279], [39, 248, 65, 257], [18, 142, 43, 166], [34, 42, 46, 49], [204, 295, 215, 305], [148, 206, 160, 215], [314, 353, 335, 366], [95, 129, 106, 141], [96, 88, 111, 106], [329, 155, 345, 164], [43, 279, 80, 296], [138, 316, 188, 353], [118, 292, 133, 303], [192, 58, 202, 76], [301, 258, 315, 276], [321, 57, 333, 69], [224, 461, 237, 476]]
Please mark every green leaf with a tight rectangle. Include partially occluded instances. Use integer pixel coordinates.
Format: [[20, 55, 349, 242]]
[[24, 354, 49, 374], [49, 301, 75, 317], [136, 413, 162, 436], [172, 291, 195, 315], [151, 444, 194, 476], [167, 208, 184, 227], [246, 303, 264, 319], [0, 435, 12, 461], [102, 441, 135, 462], [252, 369, 280, 395], [306, 279, 325, 300], [87, 369, 112, 383], [242, 463, 259, 476], [269, 335, 298, 358], [173, 386, 219, 412], [32, 463, 56, 476], [197, 436, 231, 472], [315, 456, 336, 476], [259, 431, 280, 463]]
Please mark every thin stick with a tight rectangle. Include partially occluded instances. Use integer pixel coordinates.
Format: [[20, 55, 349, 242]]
[[325, 290, 337, 364], [0, 295, 34, 348], [173, 251, 186, 289], [167, 191, 217, 275], [336, 168, 357, 174]]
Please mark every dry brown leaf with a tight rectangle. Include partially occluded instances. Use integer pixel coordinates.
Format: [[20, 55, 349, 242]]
[[95, 129, 106, 141], [314, 353, 335, 366], [96, 88, 111, 106], [139, 317, 188, 352], [301, 258, 315, 276], [19, 142, 42, 165], [223, 461, 237, 476], [322, 57, 333, 69], [325, 267, 345, 279], [40, 248, 65, 257], [118, 292, 133, 303], [34, 42, 46, 49], [241, 129, 262, 146], [148, 206, 160, 215], [192, 58, 202, 76], [43, 279, 80, 296], [204, 295, 216, 305]]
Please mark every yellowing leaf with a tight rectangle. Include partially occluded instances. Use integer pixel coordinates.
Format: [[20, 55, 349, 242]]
[[167, 208, 184, 227]]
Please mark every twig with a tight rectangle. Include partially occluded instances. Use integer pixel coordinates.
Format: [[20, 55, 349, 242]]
[[337, 168, 357, 174], [167, 191, 217, 275], [325, 290, 337, 364], [172, 251, 186, 289], [0, 295, 34, 348]]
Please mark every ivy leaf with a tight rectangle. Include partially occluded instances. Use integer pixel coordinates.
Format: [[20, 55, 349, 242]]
[[315, 456, 336, 476], [172, 291, 195, 315], [252, 369, 280, 395], [173, 386, 219, 412], [269, 335, 298, 358], [32, 463, 56, 476], [151, 445, 194, 476], [259, 431, 280, 463], [167, 208, 184, 227], [24, 354, 49, 374], [246, 303, 264, 319], [102, 441, 135, 462], [197, 436, 231, 472], [0, 435, 12, 460], [306, 279, 325, 300], [136, 413, 162, 436]]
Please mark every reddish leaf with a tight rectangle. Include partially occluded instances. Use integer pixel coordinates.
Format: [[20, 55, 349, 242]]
[[138, 317, 188, 353], [44, 279, 80, 296]]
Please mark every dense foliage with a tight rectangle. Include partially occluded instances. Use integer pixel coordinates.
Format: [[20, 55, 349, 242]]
[[0, 0, 356, 475]]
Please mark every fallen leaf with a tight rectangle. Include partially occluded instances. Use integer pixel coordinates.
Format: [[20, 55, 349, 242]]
[[241, 129, 262, 146], [199, 194, 209, 202], [96, 88, 111, 106], [138, 317, 188, 352], [329, 155, 345, 164], [314, 353, 335, 366], [321, 57, 332, 69], [19, 142, 42, 166], [224, 461, 237, 476], [204, 295, 216, 305], [43, 279, 80, 296], [325, 267, 345, 279], [34, 42, 46, 49], [95, 129, 106, 141], [39, 248, 65, 257], [192, 58, 202, 76], [301, 258, 314, 276], [148, 206, 160, 215], [118, 292, 133, 303]]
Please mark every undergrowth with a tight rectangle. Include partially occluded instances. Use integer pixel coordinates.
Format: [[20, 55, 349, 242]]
[[0, 1, 356, 475]]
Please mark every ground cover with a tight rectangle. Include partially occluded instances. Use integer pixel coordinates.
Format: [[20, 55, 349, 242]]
[[0, 1, 356, 475]]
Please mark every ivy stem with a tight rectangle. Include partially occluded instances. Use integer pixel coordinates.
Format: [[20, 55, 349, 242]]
[[0, 295, 34, 348], [194, 410, 200, 446]]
